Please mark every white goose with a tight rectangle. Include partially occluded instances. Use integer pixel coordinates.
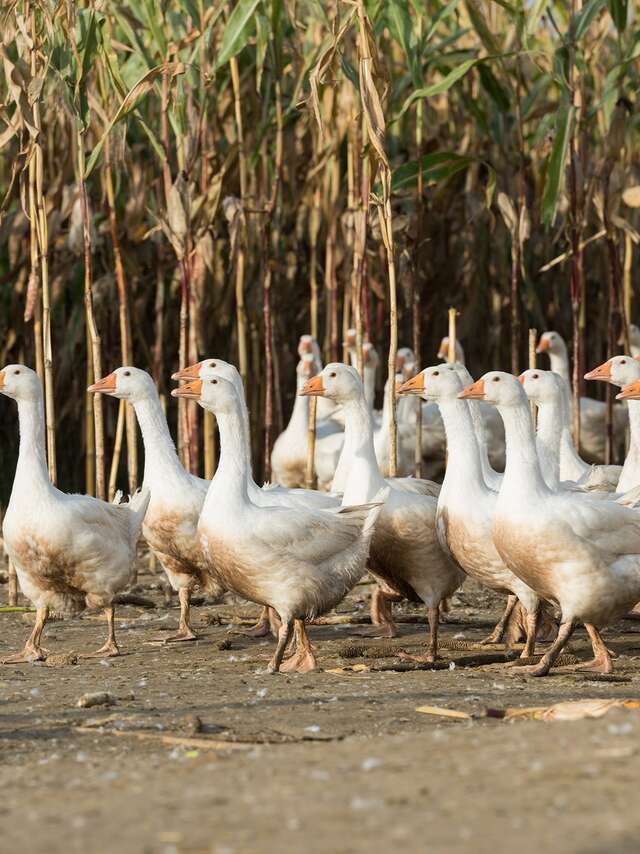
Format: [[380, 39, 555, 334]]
[[626, 324, 640, 359], [461, 371, 640, 676], [172, 375, 383, 673], [400, 365, 545, 654], [537, 330, 627, 463], [585, 356, 640, 493], [519, 368, 620, 491], [270, 354, 343, 490], [297, 334, 337, 421], [89, 368, 223, 642], [175, 357, 340, 640], [304, 364, 464, 659], [1, 365, 149, 662]]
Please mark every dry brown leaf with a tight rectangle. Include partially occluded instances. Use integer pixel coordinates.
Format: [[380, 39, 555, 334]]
[[622, 186, 640, 208], [415, 705, 472, 720]]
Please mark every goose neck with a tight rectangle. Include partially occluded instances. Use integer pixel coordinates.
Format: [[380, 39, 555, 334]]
[[132, 396, 191, 490], [13, 395, 51, 496], [437, 398, 486, 493], [498, 402, 549, 499], [338, 395, 386, 503], [618, 400, 640, 491], [205, 403, 249, 510], [534, 400, 563, 488]]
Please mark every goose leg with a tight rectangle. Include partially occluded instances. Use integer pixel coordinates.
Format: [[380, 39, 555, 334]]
[[268, 619, 294, 673], [369, 587, 399, 638], [82, 606, 120, 658], [481, 594, 517, 645], [398, 606, 440, 664], [3, 607, 49, 664], [280, 620, 318, 673], [520, 605, 539, 658], [513, 619, 575, 676], [161, 587, 198, 643], [578, 624, 613, 673], [240, 606, 281, 639]]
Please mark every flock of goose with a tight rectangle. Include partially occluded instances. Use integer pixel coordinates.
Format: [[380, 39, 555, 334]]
[[3, 327, 640, 677]]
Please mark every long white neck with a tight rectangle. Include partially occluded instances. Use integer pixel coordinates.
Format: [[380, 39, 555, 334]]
[[363, 364, 376, 411], [466, 399, 498, 487], [133, 395, 192, 491], [497, 401, 550, 502], [203, 402, 249, 514], [618, 400, 640, 492], [338, 395, 386, 504], [12, 394, 51, 499], [534, 399, 564, 489], [437, 398, 487, 499], [549, 346, 570, 383]]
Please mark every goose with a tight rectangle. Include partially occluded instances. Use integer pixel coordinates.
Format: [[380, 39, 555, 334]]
[[174, 357, 340, 640], [89, 368, 224, 642], [303, 363, 464, 658], [344, 330, 380, 416], [270, 354, 343, 490], [436, 340, 505, 472], [399, 365, 545, 654], [585, 356, 640, 492], [437, 337, 465, 364], [461, 371, 640, 676], [537, 330, 627, 463], [1, 365, 149, 662], [374, 373, 414, 477], [626, 323, 640, 359], [519, 368, 620, 492], [297, 334, 337, 421], [172, 375, 383, 673]]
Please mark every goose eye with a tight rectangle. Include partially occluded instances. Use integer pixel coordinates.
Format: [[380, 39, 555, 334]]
[[329, 372, 336, 378], [14, 369, 20, 375], [209, 361, 216, 368], [533, 373, 539, 379], [621, 360, 627, 365], [124, 370, 131, 377], [211, 379, 217, 385], [493, 376, 500, 382], [433, 371, 439, 376]]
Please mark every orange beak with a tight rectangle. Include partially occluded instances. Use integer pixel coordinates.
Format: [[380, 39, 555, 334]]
[[517, 373, 526, 384], [399, 373, 425, 395], [172, 361, 203, 381], [437, 339, 447, 360], [536, 337, 550, 354], [584, 361, 612, 382], [458, 379, 485, 400], [300, 374, 325, 396], [617, 380, 640, 401], [0, 370, 5, 391], [88, 372, 117, 394], [171, 379, 202, 400]]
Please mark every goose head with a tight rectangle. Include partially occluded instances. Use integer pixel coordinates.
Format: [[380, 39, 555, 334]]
[[172, 374, 238, 415], [88, 367, 156, 402], [584, 355, 640, 389], [300, 362, 362, 403], [618, 380, 640, 401], [0, 364, 40, 402], [396, 347, 416, 373], [362, 342, 379, 369], [173, 357, 243, 388], [437, 337, 465, 364], [459, 371, 525, 407], [398, 363, 462, 401], [536, 330, 566, 358], [298, 334, 322, 367], [518, 368, 564, 405]]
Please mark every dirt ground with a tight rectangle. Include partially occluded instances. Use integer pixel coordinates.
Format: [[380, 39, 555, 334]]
[[2, 564, 640, 854]]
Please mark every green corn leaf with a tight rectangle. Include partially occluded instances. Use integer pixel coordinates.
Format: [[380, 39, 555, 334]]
[[387, 0, 421, 88], [214, 0, 261, 69], [542, 102, 573, 227], [573, 0, 605, 40], [424, 0, 462, 44], [395, 58, 476, 120], [392, 152, 473, 191], [607, 0, 628, 32]]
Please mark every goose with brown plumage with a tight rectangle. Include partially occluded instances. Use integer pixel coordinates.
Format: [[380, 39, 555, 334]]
[[462, 370, 640, 676]]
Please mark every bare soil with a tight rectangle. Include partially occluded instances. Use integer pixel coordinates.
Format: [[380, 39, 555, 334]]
[[2, 566, 640, 854]]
